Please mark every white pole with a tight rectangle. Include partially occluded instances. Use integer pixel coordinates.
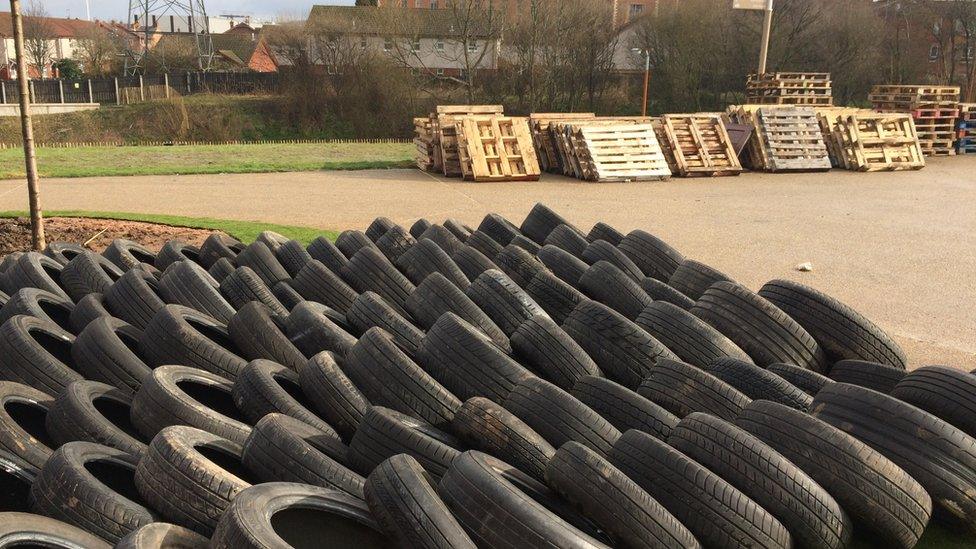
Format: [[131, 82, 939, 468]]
[[757, 0, 774, 75], [84, 0, 91, 21]]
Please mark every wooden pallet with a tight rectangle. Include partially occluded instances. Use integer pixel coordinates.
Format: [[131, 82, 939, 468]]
[[837, 113, 924, 171], [456, 116, 540, 182], [529, 113, 595, 173], [747, 72, 833, 107], [734, 106, 831, 172], [435, 105, 504, 177], [548, 118, 652, 178], [657, 114, 742, 176], [815, 107, 876, 168], [570, 123, 671, 182], [414, 117, 435, 171]]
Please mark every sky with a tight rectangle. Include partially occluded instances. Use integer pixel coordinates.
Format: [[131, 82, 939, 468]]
[[35, 0, 353, 22]]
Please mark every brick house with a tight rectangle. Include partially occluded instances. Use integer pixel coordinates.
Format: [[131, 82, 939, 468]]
[[0, 12, 104, 78], [374, 0, 656, 28]]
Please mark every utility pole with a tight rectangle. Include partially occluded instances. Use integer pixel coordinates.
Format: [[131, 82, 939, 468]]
[[757, 0, 774, 75], [641, 51, 650, 117], [9, 0, 45, 251]]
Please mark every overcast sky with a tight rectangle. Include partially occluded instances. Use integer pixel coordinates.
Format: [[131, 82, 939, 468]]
[[35, 0, 353, 22]]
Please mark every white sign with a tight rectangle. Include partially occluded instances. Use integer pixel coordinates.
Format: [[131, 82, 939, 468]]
[[733, 0, 768, 9]]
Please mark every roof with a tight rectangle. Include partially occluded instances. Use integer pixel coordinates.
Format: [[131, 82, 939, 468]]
[[0, 12, 102, 38], [307, 5, 497, 38], [155, 33, 263, 66]]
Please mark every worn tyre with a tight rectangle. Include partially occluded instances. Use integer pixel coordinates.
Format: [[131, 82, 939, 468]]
[[466, 269, 548, 336], [158, 261, 235, 324], [578, 261, 652, 320], [406, 272, 507, 348], [586, 222, 624, 246], [68, 292, 110, 333], [640, 276, 695, 309], [667, 259, 732, 300], [525, 269, 587, 325], [0, 381, 56, 475], [707, 357, 813, 410], [219, 266, 288, 317], [71, 317, 151, 395], [297, 352, 371, 442], [0, 315, 81, 397], [340, 247, 414, 317], [537, 244, 588, 286], [637, 359, 751, 420], [635, 301, 752, 368], [285, 300, 356, 358], [234, 241, 289, 287], [0, 287, 75, 334], [228, 302, 306, 370], [571, 375, 678, 441], [59, 251, 123, 303], [346, 291, 424, 356], [114, 522, 209, 549], [767, 362, 833, 396], [396, 238, 469, 289], [104, 269, 166, 330], [348, 406, 461, 478], [828, 359, 906, 393], [617, 229, 684, 282], [139, 305, 246, 380], [580, 240, 643, 282], [231, 359, 334, 434], [46, 380, 148, 458], [510, 315, 601, 390], [891, 365, 976, 439]]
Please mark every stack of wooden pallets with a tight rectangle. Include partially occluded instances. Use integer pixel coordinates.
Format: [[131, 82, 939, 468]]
[[814, 107, 876, 168], [529, 113, 595, 172], [730, 105, 831, 172], [746, 73, 833, 106], [543, 118, 670, 181], [456, 116, 540, 182], [956, 103, 976, 154], [653, 114, 742, 177], [822, 111, 924, 171], [414, 117, 435, 171], [434, 105, 505, 176], [869, 85, 959, 156]]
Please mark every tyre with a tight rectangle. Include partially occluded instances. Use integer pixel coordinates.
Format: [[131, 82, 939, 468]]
[[571, 376, 678, 441], [211, 482, 388, 549], [444, 218, 472, 241], [242, 413, 363, 497], [396, 238, 469, 289], [891, 366, 976, 439], [759, 279, 907, 368], [365, 454, 475, 549], [639, 277, 695, 309], [451, 243, 499, 281], [70, 317, 147, 396], [510, 315, 601, 390], [115, 522, 209, 549], [617, 229, 684, 282], [409, 218, 431, 239], [479, 213, 521, 246], [158, 261, 235, 324], [635, 301, 752, 368], [637, 359, 751, 420], [562, 300, 677, 389], [154, 241, 202, 271], [42, 243, 88, 268], [524, 270, 587, 325], [767, 362, 834, 396], [208, 257, 236, 283], [345, 291, 424, 356], [465, 229, 505, 258], [306, 236, 349, 274], [68, 292, 110, 333], [344, 328, 461, 427], [811, 382, 976, 529], [0, 287, 75, 334], [520, 203, 572, 244], [448, 396, 555, 481], [375, 225, 416, 264], [366, 216, 397, 242], [228, 302, 306, 370], [199, 234, 244, 269], [669, 413, 850, 549], [297, 352, 371, 442], [0, 315, 81, 397], [285, 301, 356, 358], [274, 240, 313, 277], [707, 358, 813, 410], [417, 313, 531, 402], [4, 252, 70, 301], [0, 512, 110, 549], [466, 269, 548, 336], [46, 380, 148, 458], [510, 234, 543, 255], [736, 400, 932, 549], [547, 441, 700, 549], [139, 305, 247, 380], [135, 426, 256, 535], [219, 266, 288, 317], [29, 441, 155, 543], [348, 406, 461, 478], [104, 269, 166, 330], [232, 359, 335, 434], [234, 241, 289, 287], [406, 272, 507, 348], [0, 381, 56, 474], [580, 240, 643, 282], [130, 365, 252, 445], [691, 281, 829, 372], [418, 224, 464, 257], [537, 244, 588, 286], [828, 359, 906, 393], [493, 244, 547, 288], [291, 259, 359, 314], [271, 280, 305, 311], [59, 251, 123, 302], [544, 224, 589, 257], [340, 247, 414, 317], [336, 230, 377, 258], [578, 261, 652, 320], [609, 429, 791, 549], [667, 259, 732, 300]]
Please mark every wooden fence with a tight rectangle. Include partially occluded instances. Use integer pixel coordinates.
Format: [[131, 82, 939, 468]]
[[0, 138, 411, 149]]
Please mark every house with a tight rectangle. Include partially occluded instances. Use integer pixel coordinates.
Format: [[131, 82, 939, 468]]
[[0, 12, 104, 78], [374, 0, 656, 28], [152, 30, 279, 72]]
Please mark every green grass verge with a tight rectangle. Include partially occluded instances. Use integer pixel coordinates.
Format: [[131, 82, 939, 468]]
[[0, 142, 414, 179], [0, 210, 337, 244]]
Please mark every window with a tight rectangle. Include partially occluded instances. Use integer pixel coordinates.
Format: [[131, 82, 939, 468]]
[[360, 37, 367, 50], [629, 4, 644, 20], [929, 44, 940, 61], [434, 40, 445, 52], [430, 0, 438, 7], [467, 41, 478, 53], [968, 46, 974, 61], [436, 68, 445, 76], [411, 39, 421, 51], [384, 38, 393, 51]]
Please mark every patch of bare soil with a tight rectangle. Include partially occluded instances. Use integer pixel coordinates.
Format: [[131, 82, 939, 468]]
[[0, 217, 223, 256]]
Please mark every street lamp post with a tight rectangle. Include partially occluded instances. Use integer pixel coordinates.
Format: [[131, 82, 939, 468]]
[[632, 48, 651, 116]]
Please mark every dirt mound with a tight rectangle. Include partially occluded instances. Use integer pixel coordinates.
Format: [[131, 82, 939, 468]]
[[0, 217, 223, 256]]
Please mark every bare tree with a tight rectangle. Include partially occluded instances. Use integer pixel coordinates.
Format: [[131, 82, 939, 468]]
[[22, 0, 54, 78], [73, 25, 119, 76]]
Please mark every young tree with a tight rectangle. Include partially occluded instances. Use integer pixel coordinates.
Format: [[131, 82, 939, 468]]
[[22, 0, 54, 77], [73, 25, 118, 76]]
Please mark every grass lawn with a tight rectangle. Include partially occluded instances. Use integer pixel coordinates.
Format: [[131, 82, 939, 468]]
[[0, 142, 414, 179], [0, 210, 337, 244]]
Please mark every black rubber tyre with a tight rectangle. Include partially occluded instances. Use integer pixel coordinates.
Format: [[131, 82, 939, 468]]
[[0, 512, 111, 548], [617, 229, 684, 282], [348, 406, 461, 478], [466, 269, 548, 336], [0, 315, 81, 397], [306, 236, 349, 274], [68, 292, 110, 333], [418, 313, 532, 402], [375, 225, 416, 264], [465, 229, 505, 257], [439, 450, 607, 548], [493, 244, 547, 288], [115, 522, 209, 549], [285, 301, 356, 358], [158, 261, 235, 324], [692, 281, 829, 372], [291, 259, 359, 314], [406, 273, 508, 348], [811, 382, 976, 529], [891, 366, 976, 439], [609, 429, 791, 549], [270, 280, 305, 311], [199, 234, 244, 269], [571, 375, 678, 441], [274, 240, 313, 277], [667, 259, 732, 300], [828, 359, 906, 393], [547, 441, 700, 549], [345, 328, 461, 427], [510, 234, 543, 255], [669, 413, 851, 549], [135, 426, 256, 535], [44, 243, 88, 266], [346, 291, 424, 356], [69, 317, 147, 395], [242, 413, 363, 498], [256, 230, 288, 253], [59, 251, 123, 303], [586, 222, 624, 245], [231, 359, 334, 435], [506, 376, 621, 457], [759, 279, 907, 368], [103, 239, 157, 271], [544, 224, 589, 257], [234, 241, 289, 287], [510, 315, 601, 390], [478, 213, 521, 246], [580, 240, 643, 282], [336, 230, 377, 258], [219, 266, 288, 317], [104, 269, 166, 330], [707, 358, 813, 410], [450, 243, 499, 281], [736, 399, 932, 549], [444, 218, 473, 241], [211, 482, 388, 549], [227, 302, 305, 370], [139, 305, 247, 380], [0, 380, 56, 475], [562, 300, 677, 389], [130, 365, 252, 445], [365, 454, 476, 549], [340, 247, 415, 317], [4, 252, 70, 301], [448, 396, 555, 481], [366, 216, 397, 241], [640, 276, 696, 309], [29, 441, 155, 543], [520, 203, 572, 245], [201, 258, 234, 284], [153, 241, 202, 271], [635, 301, 752, 368], [537, 244, 588, 286], [767, 362, 834, 396], [638, 359, 751, 420], [524, 270, 587, 325], [46, 380, 148, 458], [297, 352, 371, 442], [0, 287, 75, 334], [418, 224, 464, 258], [578, 261, 652, 320], [396, 238, 469, 290]]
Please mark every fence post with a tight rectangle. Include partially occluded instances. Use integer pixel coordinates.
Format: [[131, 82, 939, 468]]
[[1, 81, 6, 104], [58, 79, 64, 103], [164, 73, 170, 98], [114, 76, 120, 105], [28, 79, 34, 103], [87, 79, 93, 104], [138, 75, 145, 102], [186, 72, 191, 94]]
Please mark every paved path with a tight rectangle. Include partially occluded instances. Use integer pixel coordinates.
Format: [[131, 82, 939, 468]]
[[1, 158, 974, 369]]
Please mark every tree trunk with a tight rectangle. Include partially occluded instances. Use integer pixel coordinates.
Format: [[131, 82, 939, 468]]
[[10, 0, 44, 251]]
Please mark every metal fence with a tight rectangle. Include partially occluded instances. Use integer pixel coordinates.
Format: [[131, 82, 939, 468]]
[[3, 71, 281, 106]]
